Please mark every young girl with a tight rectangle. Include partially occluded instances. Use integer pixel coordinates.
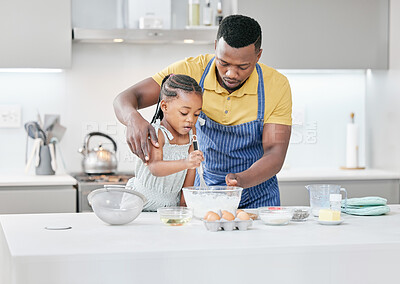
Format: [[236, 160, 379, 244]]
[[126, 74, 204, 211]]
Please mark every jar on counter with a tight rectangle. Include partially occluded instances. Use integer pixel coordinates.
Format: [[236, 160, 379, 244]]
[[203, 0, 213, 26], [188, 0, 200, 26]]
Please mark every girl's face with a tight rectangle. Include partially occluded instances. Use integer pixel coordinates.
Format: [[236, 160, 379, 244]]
[[160, 90, 202, 136]]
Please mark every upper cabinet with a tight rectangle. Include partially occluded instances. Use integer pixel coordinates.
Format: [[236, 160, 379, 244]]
[[0, 0, 71, 68], [71, 0, 389, 69], [72, 0, 235, 44], [237, 0, 389, 69]]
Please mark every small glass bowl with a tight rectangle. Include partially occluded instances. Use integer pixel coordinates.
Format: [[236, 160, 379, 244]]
[[291, 207, 311, 222], [157, 207, 193, 226], [258, 206, 294, 226]]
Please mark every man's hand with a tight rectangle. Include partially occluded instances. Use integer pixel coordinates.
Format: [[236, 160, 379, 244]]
[[113, 77, 162, 163], [226, 173, 239, 186], [126, 117, 159, 163]]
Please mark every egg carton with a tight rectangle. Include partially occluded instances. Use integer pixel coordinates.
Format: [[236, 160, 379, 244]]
[[203, 219, 253, 232]]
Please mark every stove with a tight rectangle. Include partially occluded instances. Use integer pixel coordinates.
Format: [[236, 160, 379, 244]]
[[72, 172, 134, 212]]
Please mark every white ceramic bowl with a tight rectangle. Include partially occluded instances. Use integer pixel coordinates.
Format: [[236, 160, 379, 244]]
[[88, 185, 147, 225], [182, 186, 243, 219]]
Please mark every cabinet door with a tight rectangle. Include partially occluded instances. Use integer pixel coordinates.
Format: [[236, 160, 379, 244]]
[[237, 0, 389, 69], [279, 179, 400, 206], [0, 0, 71, 68], [0, 186, 76, 214]]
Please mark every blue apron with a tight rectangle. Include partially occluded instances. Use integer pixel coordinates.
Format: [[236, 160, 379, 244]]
[[194, 57, 280, 208]]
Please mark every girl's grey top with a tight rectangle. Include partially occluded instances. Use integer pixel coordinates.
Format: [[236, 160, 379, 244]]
[[127, 120, 193, 211]]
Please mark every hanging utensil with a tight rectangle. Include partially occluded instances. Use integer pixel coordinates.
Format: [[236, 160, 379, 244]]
[[49, 142, 57, 172], [37, 109, 44, 129], [24, 121, 47, 144], [43, 114, 60, 131], [50, 122, 66, 141], [25, 138, 42, 173], [35, 139, 43, 167]]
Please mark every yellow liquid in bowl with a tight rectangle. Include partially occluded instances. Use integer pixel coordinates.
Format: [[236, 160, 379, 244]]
[[161, 217, 192, 226]]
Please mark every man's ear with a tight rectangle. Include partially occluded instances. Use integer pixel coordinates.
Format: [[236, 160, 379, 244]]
[[256, 48, 263, 62]]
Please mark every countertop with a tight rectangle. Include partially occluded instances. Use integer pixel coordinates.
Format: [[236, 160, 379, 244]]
[[1, 206, 400, 284], [0, 169, 398, 187], [0, 174, 76, 187], [277, 168, 400, 181]]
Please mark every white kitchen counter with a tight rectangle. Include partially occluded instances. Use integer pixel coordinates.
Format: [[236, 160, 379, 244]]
[[0, 174, 76, 187], [1, 206, 400, 284], [1, 169, 397, 186], [277, 168, 400, 181]]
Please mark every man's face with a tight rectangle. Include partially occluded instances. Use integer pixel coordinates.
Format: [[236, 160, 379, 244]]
[[214, 38, 262, 92]]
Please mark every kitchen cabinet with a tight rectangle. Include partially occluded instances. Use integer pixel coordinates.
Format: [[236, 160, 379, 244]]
[[72, 0, 235, 44], [0, 0, 71, 68], [237, 0, 389, 69], [0, 174, 77, 214], [277, 169, 400, 206], [0, 186, 76, 214]]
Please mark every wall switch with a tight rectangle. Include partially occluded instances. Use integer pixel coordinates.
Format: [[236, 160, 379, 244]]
[[0, 104, 21, 128]]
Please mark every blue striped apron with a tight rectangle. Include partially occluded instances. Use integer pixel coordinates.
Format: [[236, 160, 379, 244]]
[[194, 57, 280, 208]]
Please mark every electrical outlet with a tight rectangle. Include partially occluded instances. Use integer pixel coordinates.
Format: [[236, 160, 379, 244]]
[[0, 104, 21, 128]]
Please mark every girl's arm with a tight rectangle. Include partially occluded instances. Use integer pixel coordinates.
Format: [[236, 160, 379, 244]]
[[147, 133, 203, 177]]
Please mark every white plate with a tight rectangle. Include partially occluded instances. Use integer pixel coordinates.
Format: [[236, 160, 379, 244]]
[[317, 219, 344, 225]]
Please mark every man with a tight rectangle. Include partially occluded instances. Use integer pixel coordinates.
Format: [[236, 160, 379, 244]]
[[113, 15, 292, 208]]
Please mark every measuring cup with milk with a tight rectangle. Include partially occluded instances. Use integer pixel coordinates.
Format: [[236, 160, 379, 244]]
[[305, 184, 347, 217]]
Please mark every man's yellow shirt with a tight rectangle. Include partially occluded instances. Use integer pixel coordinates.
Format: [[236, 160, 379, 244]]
[[153, 54, 292, 126]]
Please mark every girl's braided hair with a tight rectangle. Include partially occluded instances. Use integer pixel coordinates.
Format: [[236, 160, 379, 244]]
[[151, 74, 203, 123]]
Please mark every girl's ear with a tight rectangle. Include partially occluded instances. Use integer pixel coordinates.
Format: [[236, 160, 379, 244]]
[[160, 99, 167, 112]]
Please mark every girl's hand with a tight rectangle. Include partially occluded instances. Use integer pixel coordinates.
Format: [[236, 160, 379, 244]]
[[226, 173, 239, 186], [186, 150, 204, 169]]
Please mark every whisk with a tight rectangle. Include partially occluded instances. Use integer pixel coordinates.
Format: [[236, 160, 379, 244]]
[[192, 135, 209, 189]]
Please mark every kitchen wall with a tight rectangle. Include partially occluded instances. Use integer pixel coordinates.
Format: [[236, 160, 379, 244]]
[[0, 40, 366, 174], [366, 0, 400, 171]]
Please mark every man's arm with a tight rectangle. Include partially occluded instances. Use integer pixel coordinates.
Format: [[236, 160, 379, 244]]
[[225, 123, 291, 188], [113, 77, 161, 162]]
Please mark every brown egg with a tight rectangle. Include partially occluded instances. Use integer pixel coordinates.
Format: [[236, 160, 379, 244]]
[[206, 212, 221, 221], [236, 209, 244, 215], [204, 211, 214, 220], [221, 211, 235, 221], [237, 211, 250, 221]]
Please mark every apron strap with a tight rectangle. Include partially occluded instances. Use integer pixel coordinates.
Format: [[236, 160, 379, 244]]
[[199, 57, 215, 91], [255, 63, 265, 121]]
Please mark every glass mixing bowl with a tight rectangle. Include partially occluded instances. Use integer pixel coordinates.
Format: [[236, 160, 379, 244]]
[[182, 186, 243, 219], [88, 185, 147, 225]]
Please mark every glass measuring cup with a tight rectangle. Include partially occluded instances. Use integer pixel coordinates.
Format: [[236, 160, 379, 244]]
[[305, 184, 347, 217]]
